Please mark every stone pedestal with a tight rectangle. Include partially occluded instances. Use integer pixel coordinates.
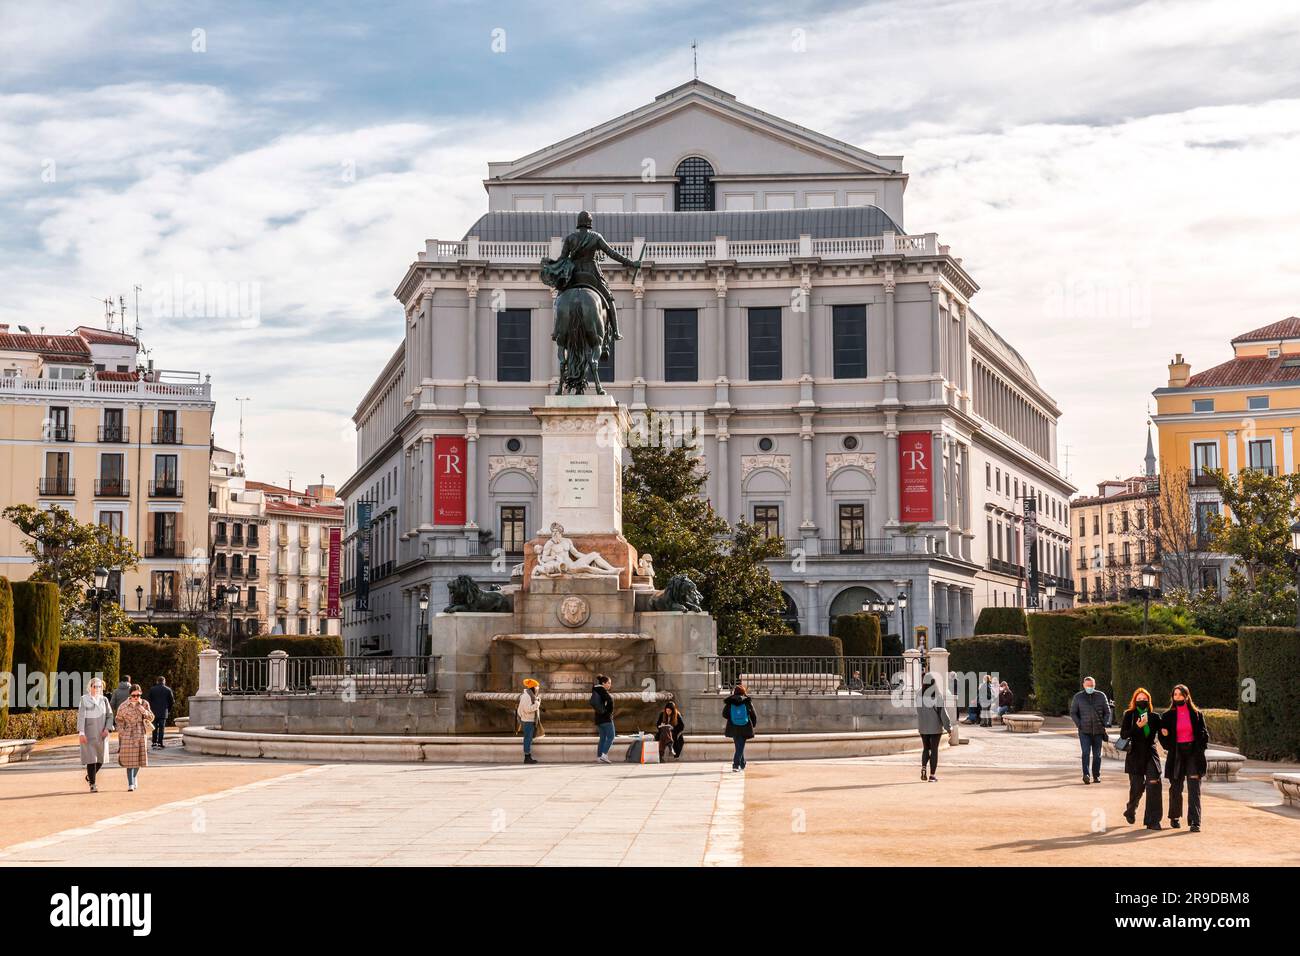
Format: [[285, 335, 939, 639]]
[[533, 395, 627, 536]]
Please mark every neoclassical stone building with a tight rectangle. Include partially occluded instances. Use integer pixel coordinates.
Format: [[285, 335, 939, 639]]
[[340, 81, 1073, 656]]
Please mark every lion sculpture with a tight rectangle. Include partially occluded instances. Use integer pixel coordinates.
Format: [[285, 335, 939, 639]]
[[645, 574, 704, 612], [444, 574, 513, 613]]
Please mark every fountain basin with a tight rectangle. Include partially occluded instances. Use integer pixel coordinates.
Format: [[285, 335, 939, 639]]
[[465, 689, 672, 732], [492, 632, 651, 692]]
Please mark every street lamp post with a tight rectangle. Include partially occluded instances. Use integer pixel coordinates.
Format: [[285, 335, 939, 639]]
[[1045, 582, 1057, 612], [1128, 563, 1160, 635], [897, 590, 909, 648], [135, 584, 143, 612], [92, 566, 109, 642], [418, 592, 430, 656], [219, 584, 242, 653]]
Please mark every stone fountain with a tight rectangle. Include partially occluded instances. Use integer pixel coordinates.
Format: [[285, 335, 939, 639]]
[[439, 395, 716, 734]]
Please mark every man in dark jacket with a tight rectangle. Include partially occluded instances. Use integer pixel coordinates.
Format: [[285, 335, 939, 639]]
[[723, 684, 757, 772], [145, 677, 175, 749], [590, 675, 615, 763], [111, 676, 133, 713], [1069, 676, 1112, 784]]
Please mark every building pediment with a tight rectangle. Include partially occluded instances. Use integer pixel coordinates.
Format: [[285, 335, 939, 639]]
[[489, 83, 902, 183]]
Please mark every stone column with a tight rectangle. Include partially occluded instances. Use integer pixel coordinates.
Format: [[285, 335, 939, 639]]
[[463, 429, 479, 532], [957, 301, 970, 407], [902, 647, 923, 698], [800, 417, 817, 533], [927, 646, 959, 742], [1226, 429, 1238, 476], [196, 649, 222, 698], [421, 288, 434, 383], [633, 282, 645, 381], [804, 580, 821, 636], [420, 437, 434, 529], [800, 267, 813, 377], [885, 426, 900, 527], [1284, 427, 1295, 474], [716, 415, 731, 524], [714, 268, 728, 380], [929, 280, 943, 400], [932, 432, 946, 524], [946, 587, 961, 642], [465, 271, 479, 381], [884, 274, 898, 401], [267, 650, 288, 692]]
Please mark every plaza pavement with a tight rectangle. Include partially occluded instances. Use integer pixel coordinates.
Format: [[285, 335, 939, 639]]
[[0, 722, 1295, 866]]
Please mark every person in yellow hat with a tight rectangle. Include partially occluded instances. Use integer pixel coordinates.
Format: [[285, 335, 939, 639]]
[[518, 679, 542, 764]]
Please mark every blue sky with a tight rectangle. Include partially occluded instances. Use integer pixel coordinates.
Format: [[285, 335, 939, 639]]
[[3, 0, 1300, 489]]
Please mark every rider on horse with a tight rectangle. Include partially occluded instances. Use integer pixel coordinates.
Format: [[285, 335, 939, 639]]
[[542, 210, 640, 357]]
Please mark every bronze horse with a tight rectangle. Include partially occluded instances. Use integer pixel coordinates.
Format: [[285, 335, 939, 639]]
[[552, 286, 609, 396]]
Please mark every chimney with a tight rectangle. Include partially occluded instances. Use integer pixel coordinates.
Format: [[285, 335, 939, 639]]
[[1167, 353, 1191, 388]]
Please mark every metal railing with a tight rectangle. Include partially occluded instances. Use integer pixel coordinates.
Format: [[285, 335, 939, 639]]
[[94, 478, 130, 497], [218, 655, 439, 696], [144, 538, 186, 558], [149, 479, 184, 497], [98, 425, 130, 442], [43, 424, 75, 442], [701, 655, 904, 696], [38, 477, 75, 496], [152, 427, 183, 444]]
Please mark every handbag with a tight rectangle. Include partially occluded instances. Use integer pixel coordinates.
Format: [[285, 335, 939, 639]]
[[1114, 736, 1130, 752]]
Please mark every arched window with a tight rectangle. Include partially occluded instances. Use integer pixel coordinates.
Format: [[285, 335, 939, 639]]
[[674, 156, 715, 211]]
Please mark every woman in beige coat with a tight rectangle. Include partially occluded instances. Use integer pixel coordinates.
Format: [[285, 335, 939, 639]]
[[114, 684, 154, 791]]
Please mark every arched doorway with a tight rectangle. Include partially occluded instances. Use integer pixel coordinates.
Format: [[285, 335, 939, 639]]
[[827, 585, 883, 636], [780, 591, 800, 634]]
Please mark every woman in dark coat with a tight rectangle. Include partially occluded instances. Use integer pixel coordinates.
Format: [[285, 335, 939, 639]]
[[655, 701, 686, 760], [1158, 683, 1210, 832], [722, 682, 757, 772], [1119, 686, 1163, 829]]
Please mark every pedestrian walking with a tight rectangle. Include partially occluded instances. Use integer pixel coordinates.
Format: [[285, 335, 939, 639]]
[[110, 675, 133, 712], [655, 701, 686, 761], [916, 672, 951, 782], [145, 676, 174, 750], [518, 678, 542, 764], [978, 673, 998, 727], [1159, 683, 1210, 832], [77, 678, 114, 793], [996, 680, 1013, 720], [1119, 687, 1164, 830], [1069, 676, 1112, 784], [723, 682, 757, 772], [590, 675, 616, 763], [114, 684, 154, 791]]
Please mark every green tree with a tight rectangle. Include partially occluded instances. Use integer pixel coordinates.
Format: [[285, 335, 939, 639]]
[[622, 419, 787, 654], [1206, 467, 1300, 629], [2, 504, 141, 638]]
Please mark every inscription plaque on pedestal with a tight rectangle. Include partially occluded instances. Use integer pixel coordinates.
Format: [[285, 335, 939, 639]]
[[561, 453, 597, 507]]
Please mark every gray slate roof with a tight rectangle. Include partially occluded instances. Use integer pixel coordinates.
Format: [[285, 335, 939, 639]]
[[462, 205, 904, 243]]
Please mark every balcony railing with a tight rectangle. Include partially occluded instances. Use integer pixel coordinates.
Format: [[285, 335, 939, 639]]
[[214, 534, 228, 546], [1189, 470, 1219, 487], [148, 597, 177, 612], [93, 478, 130, 497], [421, 232, 942, 265], [43, 424, 75, 442], [0, 376, 211, 400], [38, 477, 75, 496], [808, 536, 939, 557], [1245, 464, 1277, 476], [152, 427, 183, 444], [245, 566, 260, 580], [149, 479, 184, 497], [701, 656, 905, 696], [144, 539, 186, 558], [213, 565, 229, 579], [987, 557, 1023, 576], [98, 425, 130, 443]]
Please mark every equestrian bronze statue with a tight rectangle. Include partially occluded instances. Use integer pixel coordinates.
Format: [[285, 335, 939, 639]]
[[541, 210, 643, 395]]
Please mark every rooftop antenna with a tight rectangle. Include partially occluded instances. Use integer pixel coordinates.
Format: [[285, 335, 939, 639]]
[[691, 39, 698, 80], [1062, 443, 1071, 480], [101, 296, 115, 331], [132, 284, 142, 339], [234, 396, 251, 476], [118, 295, 126, 333]]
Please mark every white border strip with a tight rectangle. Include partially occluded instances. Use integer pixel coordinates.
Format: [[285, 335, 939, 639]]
[[703, 765, 745, 867]]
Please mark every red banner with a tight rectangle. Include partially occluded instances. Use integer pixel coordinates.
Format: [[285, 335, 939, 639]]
[[898, 431, 934, 523], [327, 527, 341, 618], [434, 435, 467, 525]]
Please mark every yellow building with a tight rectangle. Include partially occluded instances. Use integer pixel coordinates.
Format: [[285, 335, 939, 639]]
[[1152, 315, 1300, 591], [0, 324, 214, 623]]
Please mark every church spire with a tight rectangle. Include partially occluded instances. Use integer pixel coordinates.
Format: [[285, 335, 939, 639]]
[[1144, 421, 1157, 478]]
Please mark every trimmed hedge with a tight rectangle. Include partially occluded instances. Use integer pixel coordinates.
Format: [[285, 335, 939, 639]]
[[974, 607, 1027, 636], [0, 578, 13, 737], [1111, 635, 1238, 711], [56, 641, 121, 708], [133, 621, 196, 638], [882, 633, 904, 658], [832, 612, 882, 657], [947, 634, 1032, 710], [1202, 709, 1239, 750], [3, 708, 79, 740], [1238, 626, 1300, 761], [1027, 612, 1088, 715], [11, 581, 60, 710], [1078, 636, 1139, 701], [114, 637, 201, 720], [236, 635, 344, 658], [754, 633, 844, 657]]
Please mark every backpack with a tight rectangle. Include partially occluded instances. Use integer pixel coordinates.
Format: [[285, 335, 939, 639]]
[[729, 701, 749, 726]]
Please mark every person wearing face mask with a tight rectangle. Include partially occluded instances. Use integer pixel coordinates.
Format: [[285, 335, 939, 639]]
[[1069, 676, 1112, 784], [1119, 687, 1163, 829], [1159, 683, 1210, 832]]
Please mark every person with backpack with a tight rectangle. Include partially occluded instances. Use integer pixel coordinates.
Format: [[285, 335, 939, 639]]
[[1158, 683, 1210, 832], [590, 675, 616, 763], [1119, 686, 1163, 830], [916, 671, 951, 782], [723, 682, 757, 772]]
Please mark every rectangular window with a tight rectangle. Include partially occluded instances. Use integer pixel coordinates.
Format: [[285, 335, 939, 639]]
[[500, 506, 526, 555], [248, 524, 259, 547], [98, 453, 125, 495], [985, 463, 992, 488], [1248, 440, 1274, 472], [151, 570, 176, 611], [100, 511, 123, 537], [838, 504, 865, 554], [1248, 395, 1270, 410], [753, 505, 781, 540], [48, 406, 71, 441], [747, 307, 782, 381], [1192, 399, 1214, 413], [1195, 502, 1219, 547], [103, 408, 124, 442], [157, 409, 178, 443], [1092, 514, 1099, 535], [298, 617, 308, 635], [1192, 441, 1218, 479], [496, 309, 531, 382], [1079, 515, 1086, 536], [831, 305, 867, 379], [663, 309, 698, 382]]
